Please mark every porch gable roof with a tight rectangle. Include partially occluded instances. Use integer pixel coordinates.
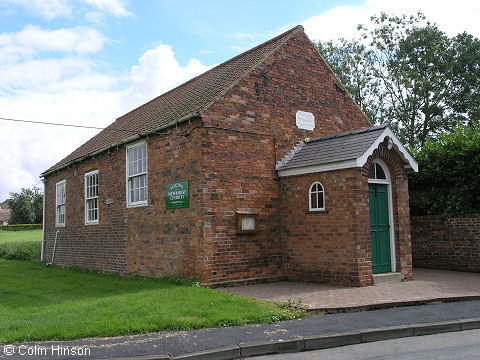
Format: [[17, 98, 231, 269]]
[[276, 124, 418, 177]]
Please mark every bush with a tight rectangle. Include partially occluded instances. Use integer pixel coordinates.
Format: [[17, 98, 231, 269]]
[[0, 224, 42, 231], [0, 240, 41, 261], [409, 125, 480, 216]]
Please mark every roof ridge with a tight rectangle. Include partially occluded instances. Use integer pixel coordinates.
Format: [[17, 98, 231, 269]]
[[116, 25, 304, 122], [309, 124, 388, 143]]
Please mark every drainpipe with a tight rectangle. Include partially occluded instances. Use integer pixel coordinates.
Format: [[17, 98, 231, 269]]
[[41, 178, 46, 262], [46, 230, 59, 266]]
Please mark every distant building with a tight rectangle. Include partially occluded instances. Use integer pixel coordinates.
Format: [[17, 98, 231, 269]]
[[0, 200, 9, 210], [0, 200, 10, 225]]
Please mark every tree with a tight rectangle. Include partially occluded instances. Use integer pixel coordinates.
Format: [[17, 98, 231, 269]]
[[8, 186, 43, 224], [317, 39, 384, 123], [448, 32, 480, 126], [317, 12, 480, 149]]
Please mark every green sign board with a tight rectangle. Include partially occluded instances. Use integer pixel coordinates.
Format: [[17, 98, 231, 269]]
[[166, 180, 189, 209]]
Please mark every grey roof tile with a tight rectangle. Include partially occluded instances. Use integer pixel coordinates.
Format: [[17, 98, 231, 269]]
[[276, 124, 388, 170]]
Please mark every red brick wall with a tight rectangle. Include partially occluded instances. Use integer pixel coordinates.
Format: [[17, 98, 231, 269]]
[[203, 30, 371, 161], [43, 118, 205, 278], [411, 214, 480, 272], [198, 128, 283, 285], [124, 119, 204, 278], [280, 168, 371, 286], [43, 147, 128, 272], [196, 30, 372, 285]]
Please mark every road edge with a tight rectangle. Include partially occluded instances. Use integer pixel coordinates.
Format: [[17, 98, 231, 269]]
[[110, 318, 480, 360]]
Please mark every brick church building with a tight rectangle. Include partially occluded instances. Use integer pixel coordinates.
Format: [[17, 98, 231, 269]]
[[41, 26, 418, 287]]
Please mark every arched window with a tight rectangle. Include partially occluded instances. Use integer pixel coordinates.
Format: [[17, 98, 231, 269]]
[[309, 182, 325, 211], [368, 162, 387, 180]]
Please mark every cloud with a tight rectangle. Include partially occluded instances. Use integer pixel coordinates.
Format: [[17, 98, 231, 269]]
[[3, 0, 131, 20], [0, 26, 106, 67], [0, 88, 124, 200], [4, 0, 73, 20], [81, 0, 131, 17], [0, 30, 213, 200], [123, 44, 214, 109], [302, 0, 480, 42], [15, 26, 106, 54]]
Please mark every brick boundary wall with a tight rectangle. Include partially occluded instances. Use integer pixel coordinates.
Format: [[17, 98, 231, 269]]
[[410, 214, 480, 273]]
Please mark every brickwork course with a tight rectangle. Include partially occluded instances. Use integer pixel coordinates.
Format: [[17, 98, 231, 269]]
[[41, 25, 417, 286], [411, 214, 480, 273]]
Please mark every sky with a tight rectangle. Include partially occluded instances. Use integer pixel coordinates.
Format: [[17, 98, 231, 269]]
[[1, 0, 480, 201]]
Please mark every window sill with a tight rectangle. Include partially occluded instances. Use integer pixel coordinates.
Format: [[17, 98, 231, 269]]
[[127, 201, 148, 208], [55, 224, 66, 227], [85, 221, 99, 226], [305, 209, 329, 214]]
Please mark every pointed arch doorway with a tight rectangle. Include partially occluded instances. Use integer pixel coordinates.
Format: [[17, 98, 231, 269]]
[[368, 159, 396, 274]]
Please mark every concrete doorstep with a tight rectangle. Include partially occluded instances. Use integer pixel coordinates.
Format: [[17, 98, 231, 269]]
[[112, 318, 480, 360]]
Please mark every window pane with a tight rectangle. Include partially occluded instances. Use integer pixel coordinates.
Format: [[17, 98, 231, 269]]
[[318, 192, 324, 209], [376, 163, 386, 179], [368, 164, 376, 179], [311, 192, 317, 209]]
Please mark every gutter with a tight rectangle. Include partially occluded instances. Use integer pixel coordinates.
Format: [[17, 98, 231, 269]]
[[40, 112, 200, 178], [41, 178, 46, 261]]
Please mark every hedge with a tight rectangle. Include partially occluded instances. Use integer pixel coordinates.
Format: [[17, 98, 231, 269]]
[[409, 125, 480, 216], [0, 224, 42, 231]]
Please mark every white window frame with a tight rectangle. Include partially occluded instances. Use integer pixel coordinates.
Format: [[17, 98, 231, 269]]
[[309, 181, 325, 211], [126, 141, 148, 208], [85, 170, 99, 225], [55, 180, 66, 227]]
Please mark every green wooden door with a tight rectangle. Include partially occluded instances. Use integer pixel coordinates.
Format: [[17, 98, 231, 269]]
[[369, 183, 391, 274]]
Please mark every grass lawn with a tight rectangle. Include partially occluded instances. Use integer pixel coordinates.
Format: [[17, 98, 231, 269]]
[[0, 229, 42, 242], [0, 259, 304, 344]]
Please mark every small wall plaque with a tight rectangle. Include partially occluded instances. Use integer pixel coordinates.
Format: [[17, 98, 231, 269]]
[[296, 110, 315, 131], [106, 199, 114, 205]]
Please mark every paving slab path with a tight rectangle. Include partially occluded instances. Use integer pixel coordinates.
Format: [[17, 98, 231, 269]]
[[219, 268, 480, 311]]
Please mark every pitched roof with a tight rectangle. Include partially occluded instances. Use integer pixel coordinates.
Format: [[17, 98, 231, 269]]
[[42, 25, 304, 176], [276, 124, 388, 170], [276, 124, 418, 176]]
